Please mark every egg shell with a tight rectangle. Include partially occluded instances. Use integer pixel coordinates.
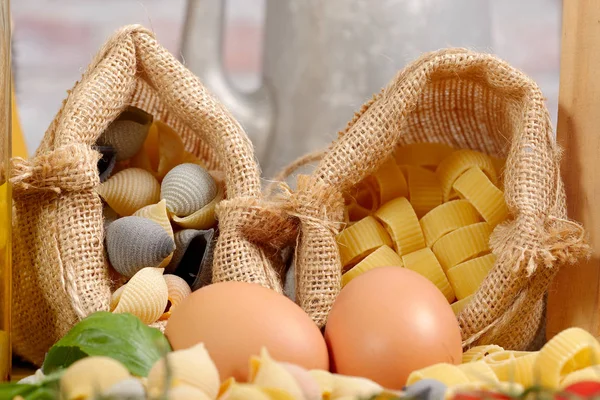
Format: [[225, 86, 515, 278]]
[[324, 266, 462, 390], [166, 281, 329, 382]]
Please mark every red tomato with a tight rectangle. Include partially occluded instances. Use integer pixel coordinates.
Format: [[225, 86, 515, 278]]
[[560, 381, 600, 398]]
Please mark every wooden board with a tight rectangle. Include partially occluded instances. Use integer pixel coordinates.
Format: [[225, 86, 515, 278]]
[[546, 0, 600, 339]]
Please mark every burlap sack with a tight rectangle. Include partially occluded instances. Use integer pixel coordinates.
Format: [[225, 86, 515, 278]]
[[280, 49, 589, 350], [9, 25, 289, 365]]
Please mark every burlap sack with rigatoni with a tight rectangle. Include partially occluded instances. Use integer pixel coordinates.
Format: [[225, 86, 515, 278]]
[[9, 25, 290, 365], [281, 48, 589, 350]]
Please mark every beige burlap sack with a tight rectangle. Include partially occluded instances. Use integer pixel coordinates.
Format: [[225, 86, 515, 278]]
[[279, 48, 589, 350], [9, 25, 290, 365]]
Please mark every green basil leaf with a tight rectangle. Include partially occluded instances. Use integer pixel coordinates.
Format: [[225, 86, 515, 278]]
[[0, 378, 60, 400], [21, 386, 60, 400], [42, 312, 170, 377], [0, 383, 37, 399]]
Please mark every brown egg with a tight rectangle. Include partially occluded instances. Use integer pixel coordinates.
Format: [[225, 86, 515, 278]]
[[325, 266, 462, 389], [166, 281, 329, 382]]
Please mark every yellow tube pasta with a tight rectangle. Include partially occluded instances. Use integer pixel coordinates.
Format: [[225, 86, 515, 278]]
[[482, 351, 538, 388], [451, 296, 473, 316], [402, 248, 455, 302], [372, 158, 408, 204], [462, 345, 505, 363], [491, 156, 506, 176], [420, 200, 481, 247], [350, 178, 379, 212], [457, 361, 499, 383], [436, 149, 498, 202], [394, 142, 455, 169], [447, 254, 496, 300], [342, 245, 403, 287], [336, 216, 392, 268], [345, 196, 372, 222], [406, 363, 470, 386], [431, 222, 492, 271], [535, 327, 600, 389], [405, 165, 443, 218], [452, 166, 509, 227], [373, 197, 426, 256], [561, 365, 600, 388]]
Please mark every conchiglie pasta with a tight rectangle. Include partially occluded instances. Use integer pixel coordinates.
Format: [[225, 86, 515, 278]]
[[97, 106, 153, 161], [219, 380, 282, 400], [156, 121, 186, 179], [97, 168, 161, 216], [160, 274, 192, 320], [167, 385, 213, 400], [111, 267, 168, 324], [105, 216, 175, 277], [133, 201, 175, 268], [161, 163, 218, 218], [249, 348, 304, 400], [147, 342, 220, 399], [171, 183, 224, 230], [60, 356, 130, 400], [134, 199, 174, 238]]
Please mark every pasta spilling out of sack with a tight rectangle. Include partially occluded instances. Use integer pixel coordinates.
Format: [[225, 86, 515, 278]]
[[96, 107, 224, 325], [408, 327, 600, 395], [337, 143, 508, 313]]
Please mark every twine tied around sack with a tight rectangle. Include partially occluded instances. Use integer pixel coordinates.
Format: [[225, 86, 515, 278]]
[[215, 196, 299, 250], [10, 144, 101, 196]]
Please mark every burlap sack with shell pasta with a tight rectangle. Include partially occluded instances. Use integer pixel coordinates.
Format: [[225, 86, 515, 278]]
[[278, 48, 589, 351], [9, 25, 291, 365]]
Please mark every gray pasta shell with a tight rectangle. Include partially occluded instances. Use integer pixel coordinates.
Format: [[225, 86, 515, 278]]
[[95, 145, 117, 183], [97, 106, 153, 161], [106, 216, 175, 278], [167, 228, 215, 290], [160, 163, 217, 217], [103, 204, 119, 231], [102, 378, 146, 400]]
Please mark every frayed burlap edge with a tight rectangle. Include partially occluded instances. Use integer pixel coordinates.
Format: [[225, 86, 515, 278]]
[[272, 48, 590, 350], [9, 25, 293, 365]]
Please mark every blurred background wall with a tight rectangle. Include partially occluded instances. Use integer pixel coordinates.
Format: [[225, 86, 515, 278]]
[[11, 0, 561, 174]]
